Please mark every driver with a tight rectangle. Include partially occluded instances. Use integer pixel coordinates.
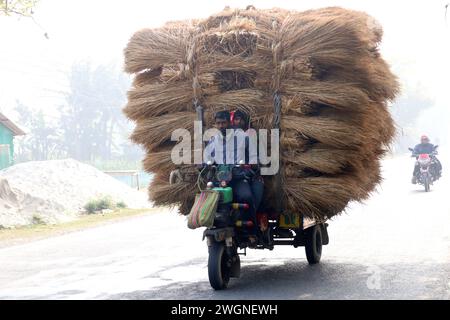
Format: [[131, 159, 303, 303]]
[[411, 135, 442, 184]]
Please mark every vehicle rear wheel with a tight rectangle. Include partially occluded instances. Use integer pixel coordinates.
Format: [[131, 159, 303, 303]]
[[208, 241, 231, 290], [305, 225, 322, 264]]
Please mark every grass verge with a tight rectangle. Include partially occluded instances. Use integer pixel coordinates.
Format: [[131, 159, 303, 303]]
[[0, 208, 159, 248]]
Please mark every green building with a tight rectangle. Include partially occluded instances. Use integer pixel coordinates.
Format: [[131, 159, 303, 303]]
[[0, 112, 25, 169]]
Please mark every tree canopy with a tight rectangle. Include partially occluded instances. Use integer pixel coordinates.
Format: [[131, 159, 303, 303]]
[[0, 0, 39, 17]]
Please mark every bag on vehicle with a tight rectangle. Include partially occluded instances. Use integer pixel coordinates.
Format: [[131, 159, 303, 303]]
[[187, 190, 219, 229]]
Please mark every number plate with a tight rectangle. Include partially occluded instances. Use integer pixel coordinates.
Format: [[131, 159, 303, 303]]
[[279, 213, 300, 228]]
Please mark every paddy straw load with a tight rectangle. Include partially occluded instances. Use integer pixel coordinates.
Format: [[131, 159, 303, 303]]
[[123, 6, 399, 220]]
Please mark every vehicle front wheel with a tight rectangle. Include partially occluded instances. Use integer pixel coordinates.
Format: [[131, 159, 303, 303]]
[[305, 225, 322, 264], [208, 241, 231, 290], [424, 175, 431, 192]]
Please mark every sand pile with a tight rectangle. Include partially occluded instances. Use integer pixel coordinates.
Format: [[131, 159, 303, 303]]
[[0, 178, 67, 228], [0, 159, 150, 228]]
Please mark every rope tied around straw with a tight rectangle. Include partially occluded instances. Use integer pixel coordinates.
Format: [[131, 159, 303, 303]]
[[192, 75, 201, 105], [270, 16, 285, 213], [177, 63, 190, 80], [186, 36, 203, 110]]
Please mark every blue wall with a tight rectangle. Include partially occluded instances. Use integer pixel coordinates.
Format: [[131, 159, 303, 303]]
[[0, 123, 14, 169]]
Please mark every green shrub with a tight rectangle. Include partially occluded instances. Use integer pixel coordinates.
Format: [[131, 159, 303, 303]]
[[116, 201, 127, 209], [31, 214, 46, 225], [84, 200, 99, 214], [97, 196, 114, 210], [84, 196, 116, 214]]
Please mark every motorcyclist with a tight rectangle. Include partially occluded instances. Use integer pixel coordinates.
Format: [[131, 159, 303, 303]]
[[411, 135, 442, 184]]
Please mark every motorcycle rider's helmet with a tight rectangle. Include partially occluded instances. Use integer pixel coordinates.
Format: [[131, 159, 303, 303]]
[[421, 135, 430, 144]]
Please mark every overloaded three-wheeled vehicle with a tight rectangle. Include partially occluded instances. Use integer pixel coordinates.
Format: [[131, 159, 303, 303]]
[[189, 162, 329, 290]]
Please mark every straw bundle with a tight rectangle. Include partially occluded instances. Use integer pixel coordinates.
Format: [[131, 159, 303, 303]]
[[123, 6, 399, 220]]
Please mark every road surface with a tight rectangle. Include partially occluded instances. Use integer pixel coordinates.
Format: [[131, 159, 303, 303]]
[[0, 155, 449, 299]]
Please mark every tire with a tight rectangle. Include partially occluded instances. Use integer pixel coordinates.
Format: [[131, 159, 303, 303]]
[[424, 175, 430, 192], [208, 241, 231, 290], [230, 253, 241, 278], [305, 225, 322, 264]]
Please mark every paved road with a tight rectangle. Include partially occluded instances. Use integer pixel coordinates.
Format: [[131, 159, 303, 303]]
[[0, 156, 449, 299]]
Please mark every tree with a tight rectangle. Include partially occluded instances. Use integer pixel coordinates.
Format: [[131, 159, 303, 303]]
[[390, 85, 434, 153], [14, 100, 62, 161], [15, 62, 134, 163], [59, 61, 130, 162], [0, 0, 39, 17]]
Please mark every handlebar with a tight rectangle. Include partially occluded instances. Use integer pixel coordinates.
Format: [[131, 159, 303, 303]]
[[411, 152, 438, 156]]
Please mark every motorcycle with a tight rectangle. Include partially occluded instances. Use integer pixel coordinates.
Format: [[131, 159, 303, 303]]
[[408, 145, 439, 192], [196, 162, 329, 290]]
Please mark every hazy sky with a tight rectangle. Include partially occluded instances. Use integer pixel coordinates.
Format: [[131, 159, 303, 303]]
[[0, 0, 449, 143]]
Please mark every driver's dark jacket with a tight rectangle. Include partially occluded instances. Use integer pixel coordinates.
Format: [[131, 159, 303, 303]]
[[413, 143, 435, 154]]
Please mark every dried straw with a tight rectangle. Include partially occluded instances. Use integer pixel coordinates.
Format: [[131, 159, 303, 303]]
[[123, 6, 399, 219]]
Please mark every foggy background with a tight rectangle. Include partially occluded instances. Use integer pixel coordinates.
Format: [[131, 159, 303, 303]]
[[1, 0, 449, 169]]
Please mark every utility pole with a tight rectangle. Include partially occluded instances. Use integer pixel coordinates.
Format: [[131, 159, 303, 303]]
[[446, 3, 449, 25]]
